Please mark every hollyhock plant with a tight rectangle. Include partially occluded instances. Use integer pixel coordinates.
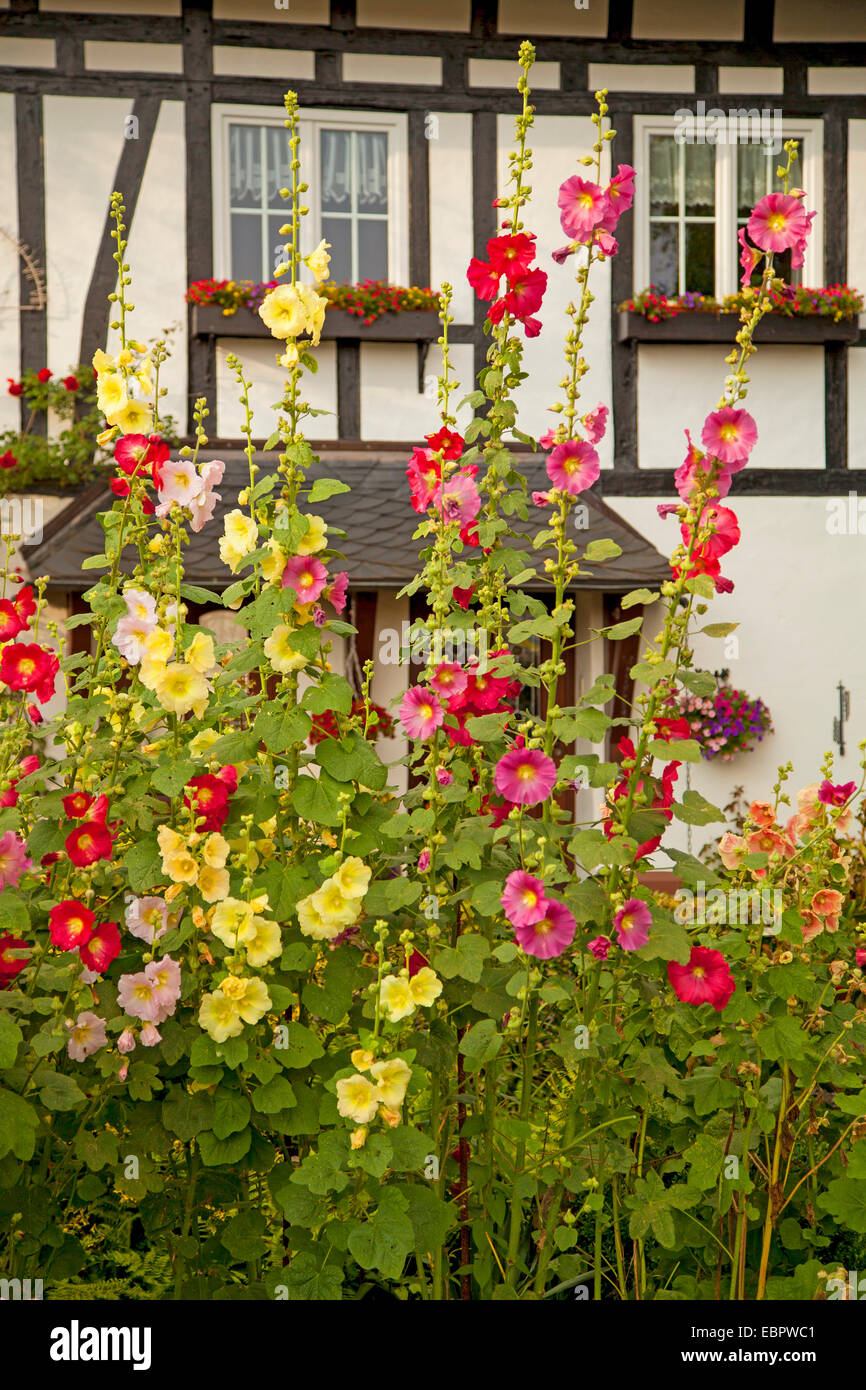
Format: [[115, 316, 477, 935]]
[[701, 406, 758, 464], [281, 554, 328, 604], [613, 898, 652, 951], [502, 869, 549, 927], [557, 176, 609, 239], [79, 922, 122, 973], [747, 192, 812, 254], [49, 900, 95, 951], [65, 820, 114, 868], [546, 438, 600, 495], [400, 685, 444, 740], [66, 1011, 108, 1062], [0, 831, 33, 889], [494, 748, 557, 806], [125, 896, 169, 944], [514, 899, 576, 960], [819, 779, 856, 806]]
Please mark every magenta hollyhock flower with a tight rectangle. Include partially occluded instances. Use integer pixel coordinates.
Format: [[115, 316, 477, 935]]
[[600, 164, 636, 226], [818, 779, 856, 806], [613, 898, 652, 952], [66, 1011, 107, 1062], [0, 831, 33, 890], [532, 490, 553, 507], [434, 470, 481, 526], [494, 748, 557, 806], [325, 571, 349, 613], [701, 407, 758, 464], [738, 227, 762, 288], [587, 936, 612, 961], [430, 662, 468, 699], [747, 193, 812, 254], [558, 176, 609, 240], [435, 767, 453, 787], [400, 686, 444, 740], [546, 439, 600, 496], [282, 554, 328, 604], [502, 869, 549, 928], [417, 849, 431, 873], [514, 899, 576, 960], [857, 949, 866, 968], [668, 945, 736, 1012], [582, 404, 608, 444]]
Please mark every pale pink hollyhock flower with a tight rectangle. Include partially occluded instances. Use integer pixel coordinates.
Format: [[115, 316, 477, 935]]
[[122, 586, 157, 625], [140, 1022, 162, 1047], [434, 471, 480, 527], [156, 458, 202, 515], [786, 811, 812, 842], [118, 1062, 129, 1082], [546, 439, 600, 495], [430, 662, 468, 699], [145, 954, 182, 1018], [189, 459, 225, 533], [538, 429, 558, 450], [502, 869, 549, 928], [326, 571, 349, 614], [494, 748, 557, 806], [613, 898, 651, 952], [117, 970, 161, 1023], [282, 555, 328, 604], [113, 614, 154, 664], [557, 176, 609, 240], [66, 1011, 107, 1062], [587, 936, 612, 961], [418, 849, 431, 873], [701, 407, 758, 464], [0, 831, 33, 889], [582, 404, 608, 444], [400, 686, 444, 740], [118, 1028, 136, 1055], [718, 832, 747, 870], [125, 895, 169, 944], [515, 899, 576, 960], [436, 767, 453, 787], [747, 193, 812, 254]]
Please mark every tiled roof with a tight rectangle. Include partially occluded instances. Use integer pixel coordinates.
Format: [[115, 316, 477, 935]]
[[24, 451, 670, 593]]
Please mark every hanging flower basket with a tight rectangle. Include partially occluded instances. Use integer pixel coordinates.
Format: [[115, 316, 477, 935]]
[[664, 679, 774, 761]]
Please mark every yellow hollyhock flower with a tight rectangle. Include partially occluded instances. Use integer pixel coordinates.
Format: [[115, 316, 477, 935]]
[[202, 833, 230, 867], [311, 880, 359, 928], [92, 348, 117, 374], [199, 989, 242, 1042], [370, 1057, 411, 1108], [333, 856, 371, 900], [189, 728, 222, 758], [210, 897, 254, 949], [409, 967, 443, 1008], [295, 283, 328, 346], [156, 826, 197, 886], [243, 915, 281, 967], [227, 974, 271, 1025], [336, 1074, 380, 1124], [379, 974, 415, 1023], [263, 624, 308, 674], [219, 510, 259, 573], [305, 238, 331, 283], [259, 284, 308, 339], [185, 631, 215, 673], [96, 372, 127, 418], [296, 892, 340, 941], [350, 1126, 368, 1150], [351, 1048, 375, 1071], [277, 343, 300, 370], [155, 663, 209, 716], [260, 538, 288, 585], [107, 399, 152, 434], [380, 1105, 402, 1128], [198, 865, 230, 903], [296, 514, 327, 555]]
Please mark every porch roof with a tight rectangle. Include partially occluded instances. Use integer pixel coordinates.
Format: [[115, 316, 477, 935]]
[[23, 451, 671, 593]]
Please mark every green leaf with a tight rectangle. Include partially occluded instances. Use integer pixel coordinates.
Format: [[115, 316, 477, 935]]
[[347, 1187, 415, 1281], [0, 891, 29, 935], [678, 669, 717, 697], [162, 1088, 215, 1141], [685, 1069, 739, 1117], [221, 1209, 268, 1262], [636, 913, 691, 964], [583, 538, 622, 562], [252, 1073, 297, 1114], [395, 1182, 457, 1251], [757, 1014, 808, 1062], [701, 622, 739, 638], [0, 1090, 39, 1160], [180, 584, 223, 605], [387, 1126, 430, 1173], [602, 616, 644, 641], [275, 1251, 343, 1301], [818, 1179, 866, 1233], [647, 738, 702, 763], [433, 934, 490, 983], [317, 733, 387, 790], [555, 708, 611, 742], [302, 673, 353, 716], [621, 588, 659, 608], [631, 659, 677, 684], [212, 1089, 252, 1139], [276, 1022, 325, 1069], [308, 477, 351, 504], [198, 1127, 251, 1167], [673, 790, 725, 826], [291, 772, 344, 827], [37, 1071, 85, 1112], [152, 759, 197, 798], [253, 705, 312, 754], [121, 836, 164, 894], [458, 1019, 503, 1073], [0, 1014, 23, 1068]]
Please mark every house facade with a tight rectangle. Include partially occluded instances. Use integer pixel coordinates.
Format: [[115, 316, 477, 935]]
[[2, 0, 866, 846]]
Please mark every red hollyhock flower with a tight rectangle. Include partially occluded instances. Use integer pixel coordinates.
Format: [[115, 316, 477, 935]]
[[37, 368, 52, 383], [217, 765, 238, 794], [110, 477, 131, 499], [0, 642, 54, 695], [425, 426, 464, 461], [79, 921, 121, 973], [7, 379, 23, 397], [406, 446, 441, 514], [407, 949, 429, 977], [654, 716, 692, 742], [0, 934, 30, 984], [66, 820, 113, 867], [49, 899, 95, 951], [452, 584, 475, 610], [15, 586, 37, 621], [604, 739, 681, 858], [0, 599, 28, 642], [0, 451, 17, 470], [0, 754, 40, 810], [63, 791, 94, 820], [668, 945, 736, 1012], [184, 773, 231, 832], [62, 375, 80, 391], [114, 433, 170, 484], [467, 257, 501, 301], [486, 232, 537, 281], [681, 504, 741, 561], [502, 266, 547, 320], [26, 704, 42, 725]]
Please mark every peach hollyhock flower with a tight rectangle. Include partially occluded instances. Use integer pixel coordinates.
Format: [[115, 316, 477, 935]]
[[700, 407, 758, 464], [400, 686, 444, 740], [379, 974, 415, 1023], [296, 514, 327, 555], [350, 1126, 369, 1149], [281, 555, 328, 605], [408, 967, 443, 1008], [747, 192, 812, 254], [263, 624, 308, 674], [380, 1105, 402, 1127], [198, 865, 231, 904], [336, 1074, 380, 1124], [332, 856, 371, 900], [515, 899, 576, 960], [613, 898, 652, 952], [718, 832, 748, 869], [797, 784, 822, 819], [546, 439, 600, 495], [786, 812, 812, 842], [370, 1057, 411, 1108], [749, 801, 777, 830], [801, 911, 824, 943], [219, 509, 259, 572], [494, 748, 557, 807], [66, 1011, 107, 1062], [812, 889, 844, 919], [502, 870, 549, 928]]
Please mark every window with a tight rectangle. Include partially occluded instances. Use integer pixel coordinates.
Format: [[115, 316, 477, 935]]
[[634, 117, 824, 298], [213, 106, 408, 287]]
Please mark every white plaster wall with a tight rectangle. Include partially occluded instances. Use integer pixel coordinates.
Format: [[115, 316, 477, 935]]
[[216, 339, 338, 441], [360, 342, 474, 440], [613, 496, 866, 855], [212, 47, 316, 80], [631, 0, 744, 40], [357, 0, 470, 28], [0, 93, 20, 431], [371, 591, 409, 796], [212, 0, 327, 19], [0, 38, 55, 67], [848, 121, 866, 332], [498, 0, 608, 36], [848, 350, 866, 470], [587, 64, 695, 93], [428, 112, 474, 326], [497, 114, 613, 460], [636, 344, 824, 470], [469, 60, 560, 90], [774, 0, 866, 42], [84, 42, 183, 73], [342, 54, 442, 86], [809, 69, 866, 96], [718, 67, 784, 95]]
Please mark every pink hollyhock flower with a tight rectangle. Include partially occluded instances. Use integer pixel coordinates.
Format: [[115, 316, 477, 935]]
[[587, 936, 611, 961], [684, 503, 740, 560], [657, 503, 679, 519], [582, 404, 608, 444], [558, 176, 609, 239], [140, 1023, 162, 1047], [430, 662, 468, 699], [406, 446, 441, 513], [790, 210, 816, 269], [812, 889, 844, 919], [856, 949, 866, 967], [738, 227, 762, 287], [118, 1028, 136, 1055], [668, 946, 736, 1012], [701, 407, 758, 464], [282, 555, 328, 604], [66, 1011, 107, 1062], [189, 459, 225, 533], [613, 898, 652, 951], [400, 686, 444, 740], [0, 831, 33, 889], [538, 429, 558, 450], [552, 244, 575, 265], [146, 954, 182, 1018], [486, 232, 537, 281], [435, 767, 453, 787], [747, 193, 812, 254], [494, 748, 557, 806], [532, 490, 553, 507], [117, 970, 161, 1023], [502, 869, 549, 928], [79, 922, 121, 974], [49, 899, 95, 952], [417, 849, 431, 873], [514, 899, 576, 960], [600, 164, 636, 228], [467, 256, 501, 301], [433, 471, 481, 527], [546, 439, 600, 495], [155, 458, 203, 515], [818, 779, 856, 806], [325, 571, 349, 614]]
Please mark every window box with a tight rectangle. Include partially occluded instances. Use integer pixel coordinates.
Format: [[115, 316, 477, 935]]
[[192, 304, 442, 342], [617, 311, 860, 345]]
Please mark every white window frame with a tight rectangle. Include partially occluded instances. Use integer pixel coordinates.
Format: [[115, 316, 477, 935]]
[[633, 115, 824, 298], [212, 104, 409, 286]]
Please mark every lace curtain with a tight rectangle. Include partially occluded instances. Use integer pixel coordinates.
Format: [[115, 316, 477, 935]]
[[321, 130, 388, 212], [229, 125, 294, 209]]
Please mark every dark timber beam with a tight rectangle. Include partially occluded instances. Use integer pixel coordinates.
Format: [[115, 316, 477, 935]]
[[183, 0, 215, 436], [14, 92, 47, 433], [471, 109, 496, 382]]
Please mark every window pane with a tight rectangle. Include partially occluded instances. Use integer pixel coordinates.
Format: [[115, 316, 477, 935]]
[[358, 219, 388, 282], [269, 214, 289, 280], [355, 132, 388, 213], [321, 130, 352, 213], [684, 143, 715, 217], [649, 135, 678, 216], [650, 222, 679, 294], [231, 213, 263, 283], [265, 126, 293, 210], [229, 125, 261, 210], [737, 143, 771, 218], [322, 217, 351, 283], [685, 222, 714, 296]]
